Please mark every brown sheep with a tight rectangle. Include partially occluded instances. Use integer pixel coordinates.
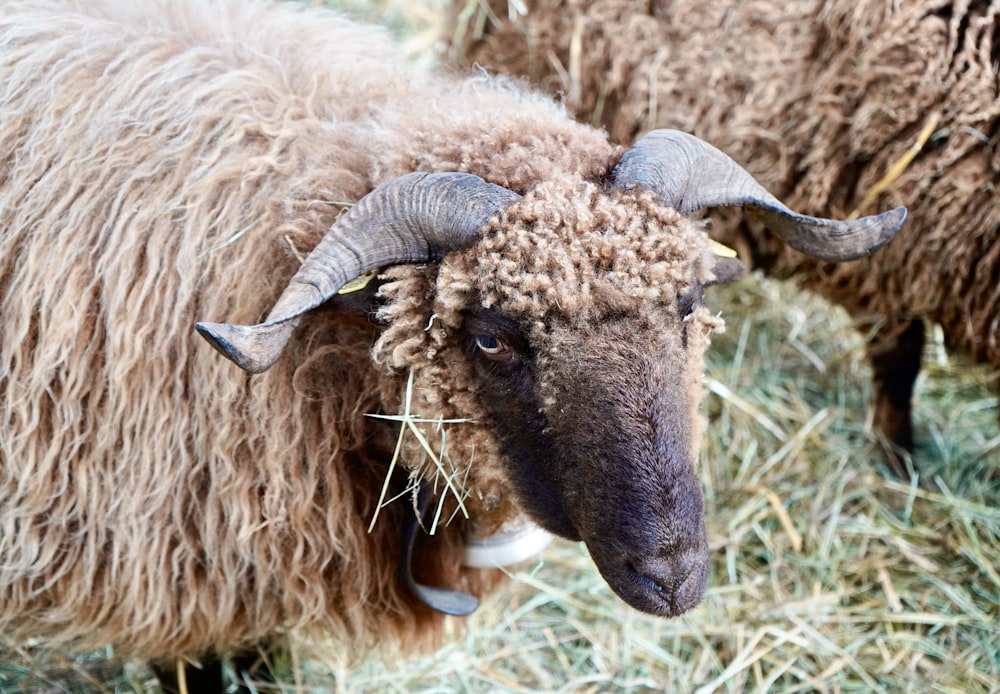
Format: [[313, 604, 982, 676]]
[[0, 0, 902, 690], [453, 0, 1000, 475]]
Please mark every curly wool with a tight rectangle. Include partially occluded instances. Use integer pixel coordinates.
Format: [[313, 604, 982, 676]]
[[0, 0, 596, 662], [0, 0, 444, 660], [455, 0, 1000, 387], [478, 181, 710, 317]]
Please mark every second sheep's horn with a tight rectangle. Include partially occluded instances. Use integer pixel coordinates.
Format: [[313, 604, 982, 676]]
[[612, 129, 907, 261], [196, 172, 522, 373]]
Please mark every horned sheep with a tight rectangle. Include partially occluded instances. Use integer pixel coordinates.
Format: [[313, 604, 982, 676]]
[[454, 0, 1000, 475], [0, 0, 903, 690]]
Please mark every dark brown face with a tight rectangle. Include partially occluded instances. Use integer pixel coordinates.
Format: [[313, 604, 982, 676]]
[[462, 298, 709, 617]]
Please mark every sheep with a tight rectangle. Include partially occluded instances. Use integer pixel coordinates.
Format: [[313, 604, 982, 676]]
[[0, 0, 903, 689], [454, 0, 1000, 475]]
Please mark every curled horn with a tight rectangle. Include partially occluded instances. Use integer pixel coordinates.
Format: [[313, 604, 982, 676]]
[[612, 129, 907, 261], [196, 172, 521, 373]]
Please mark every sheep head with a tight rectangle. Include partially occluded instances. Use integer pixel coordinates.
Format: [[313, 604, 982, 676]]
[[418, 180, 724, 616], [196, 129, 906, 618]]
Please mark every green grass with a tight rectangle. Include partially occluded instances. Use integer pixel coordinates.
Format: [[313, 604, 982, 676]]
[[3, 275, 998, 693]]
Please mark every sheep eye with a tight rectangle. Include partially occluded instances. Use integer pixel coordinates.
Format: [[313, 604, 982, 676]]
[[475, 335, 512, 361]]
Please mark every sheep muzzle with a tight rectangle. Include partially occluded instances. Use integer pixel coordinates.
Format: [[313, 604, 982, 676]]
[[470, 312, 712, 617]]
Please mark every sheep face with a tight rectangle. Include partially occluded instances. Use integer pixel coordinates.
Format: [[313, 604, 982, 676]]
[[474, 308, 712, 616], [376, 178, 720, 616]]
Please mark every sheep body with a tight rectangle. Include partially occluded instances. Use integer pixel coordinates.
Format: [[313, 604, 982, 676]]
[[0, 0, 901, 673], [0, 0, 614, 661], [0, 0, 730, 665], [456, 0, 1000, 462]]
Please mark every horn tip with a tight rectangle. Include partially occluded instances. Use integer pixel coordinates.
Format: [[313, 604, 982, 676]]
[[885, 206, 908, 231], [195, 321, 282, 374], [869, 205, 908, 252]]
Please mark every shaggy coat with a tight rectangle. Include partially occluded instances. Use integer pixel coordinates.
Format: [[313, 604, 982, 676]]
[[0, 0, 902, 675], [0, 0, 728, 665], [456, 0, 1000, 466]]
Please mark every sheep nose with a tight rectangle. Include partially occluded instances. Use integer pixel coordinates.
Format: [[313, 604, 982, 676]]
[[630, 549, 708, 614]]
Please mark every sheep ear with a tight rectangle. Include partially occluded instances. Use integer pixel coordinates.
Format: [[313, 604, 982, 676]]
[[320, 270, 388, 321], [707, 256, 746, 286], [704, 239, 745, 285], [612, 129, 907, 262], [196, 173, 521, 373]]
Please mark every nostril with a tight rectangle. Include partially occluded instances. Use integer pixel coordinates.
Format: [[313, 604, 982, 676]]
[[629, 548, 707, 613], [628, 558, 678, 596], [641, 573, 670, 599], [589, 539, 709, 617], [634, 562, 679, 599]]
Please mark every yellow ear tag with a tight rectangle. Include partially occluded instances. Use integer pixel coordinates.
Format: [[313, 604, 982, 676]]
[[709, 239, 738, 258], [337, 269, 379, 295]]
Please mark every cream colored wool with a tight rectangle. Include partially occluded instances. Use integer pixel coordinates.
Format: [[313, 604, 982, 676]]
[[457, 0, 1000, 370], [0, 0, 720, 664]]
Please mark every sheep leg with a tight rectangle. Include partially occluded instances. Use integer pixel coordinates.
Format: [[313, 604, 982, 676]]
[[868, 318, 925, 476], [150, 657, 223, 694], [151, 650, 273, 693]]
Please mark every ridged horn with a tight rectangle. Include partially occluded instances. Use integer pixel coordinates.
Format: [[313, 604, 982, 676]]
[[196, 172, 521, 373], [612, 129, 907, 261]]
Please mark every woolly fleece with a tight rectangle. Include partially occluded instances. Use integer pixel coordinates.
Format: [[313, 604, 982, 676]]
[[456, 0, 1000, 444], [0, 0, 719, 664]]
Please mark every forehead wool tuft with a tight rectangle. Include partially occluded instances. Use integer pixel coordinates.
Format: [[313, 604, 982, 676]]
[[473, 176, 713, 319]]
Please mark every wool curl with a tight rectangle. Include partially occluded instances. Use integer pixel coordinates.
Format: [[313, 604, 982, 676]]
[[477, 179, 710, 318]]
